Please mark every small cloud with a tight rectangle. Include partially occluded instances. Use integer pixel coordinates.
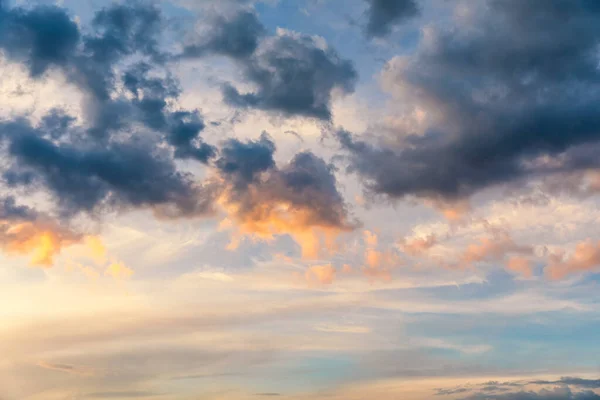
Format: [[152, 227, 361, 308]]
[[105, 261, 134, 280]]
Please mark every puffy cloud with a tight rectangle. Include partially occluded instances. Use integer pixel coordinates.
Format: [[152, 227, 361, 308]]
[[0, 196, 81, 266], [105, 261, 134, 280], [400, 234, 436, 256], [222, 28, 357, 120], [447, 231, 533, 270], [214, 134, 357, 258], [339, 0, 600, 203], [364, 0, 419, 38], [0, 2, 80, 76], [545, 240, 600, 280], [0, 120, 214, 218], [182, 10, 265, 59], [506, 256, 533, 278], [181, 9, 357, 120], [361, 230, 398, 280]]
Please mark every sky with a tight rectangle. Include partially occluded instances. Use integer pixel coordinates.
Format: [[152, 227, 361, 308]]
[[0, 0, 600, 399]]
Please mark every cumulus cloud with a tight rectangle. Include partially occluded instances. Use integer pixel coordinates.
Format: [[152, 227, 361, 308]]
[[546, 240, 600, 280], [400, 234, 437, 256], [0, 1, 362, 269], [213, 134, 357, 258], [182, 10, 266, 59], [222, 28, 357, 120], [0, 196, 82, 266], [364, 0, 419, 38], [339, 0, 600, 204], [182, 9, 357, 120]]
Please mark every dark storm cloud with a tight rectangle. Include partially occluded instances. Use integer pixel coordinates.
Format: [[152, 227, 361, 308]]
[[182, 10, 265, 59], [364, 0, 419, 38], [339, 0, 600, 202], [222, 31, 357, 119]]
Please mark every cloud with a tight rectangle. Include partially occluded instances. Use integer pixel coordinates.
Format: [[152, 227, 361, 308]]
[[36, 361, 95, 376], [0, 121, 214, 218], [213, 133, 357, 258], [364, 0, 419, 38], [338, 0, 600, 203], [0, 2, 217, 221], [545, 240, 600, 280], [458, 231, 533, 268], [0, 196, 82, 266], [220, 27, 357, 120], [0, 2, 80, 76], [460, 386, 600, 400], [105, 261, 134, 280], [506, 256, 534, 278], [400, 234, 437, 256], [305, 264, 336, 285], [181, 8, 357, 120], [530, 378, 600, 389], [182, 10, 266, 59]]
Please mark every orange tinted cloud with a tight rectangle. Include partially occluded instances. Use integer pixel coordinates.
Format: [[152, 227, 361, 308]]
[[459, 232, 532, 268], [85, 236, 107, 265], [105, 261, 134, 280], [545, 240, 600, 280], [506, 256, 533, 278], [0, 220, 80, 267], [305, 264, 336, 285], [213, 136, 356, 259], [362, 230, 397, 281], [401, 234, 437, 256]]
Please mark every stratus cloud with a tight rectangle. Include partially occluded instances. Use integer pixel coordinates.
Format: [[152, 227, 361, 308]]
[[364, 0, 419, 38], [213, 133, 356, 258], [545, 240, 600, 280], [338, 0, 600, 205]]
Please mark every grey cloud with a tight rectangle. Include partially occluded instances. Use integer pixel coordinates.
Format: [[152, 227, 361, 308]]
[[0, 120, 215, 219], [223, 31, 357, 119], [182, 10, 265, 59], [364, 0, 419, 38], [530, 378, 600, 389], [182, 9, 357, 120], [460, 386, 600, 400], [339, 0, 600, 202], [214, 133, 355, 230]]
